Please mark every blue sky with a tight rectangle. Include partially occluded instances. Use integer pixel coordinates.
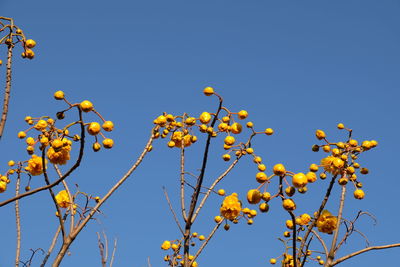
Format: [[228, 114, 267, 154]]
[[1, 1, 399, 266]]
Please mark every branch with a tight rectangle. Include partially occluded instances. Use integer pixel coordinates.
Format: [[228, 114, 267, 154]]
[[331, 243, 400, 266], [311, 230, 328, 258], [163, 187, 184, 235], [327, 185, 346, 265], [40, 226, 61, 267], [54, 165, 75, 234], [15, 172, 21, 267], [191, 156, 241, 223], [0, 108, 86, 207], [189, 220, 223, 265], [51, 127, 157, 266], [96, 232, 106, 267], [180, 141, 187, 222], [298, 175, 337, 260], [42, 149, 66, 240], [183, 95, 223, 266], [0, 44, 13, 139]]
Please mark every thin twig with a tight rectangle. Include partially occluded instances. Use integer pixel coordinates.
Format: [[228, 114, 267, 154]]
[[311, 230, 328, 257], [163, 187, 184, 235], [180, 142, 187, 222], [41, 226, 61, 267], [191, 157, 241, 223], [189, 220, 223, 265], [109, 238, 117, 267], [96, 232, 106, 267]]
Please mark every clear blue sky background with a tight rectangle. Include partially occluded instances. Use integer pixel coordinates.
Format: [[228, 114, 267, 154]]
[[1, 1, 399, 266]]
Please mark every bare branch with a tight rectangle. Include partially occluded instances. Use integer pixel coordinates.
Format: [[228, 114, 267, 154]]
[[191, 156, 241, 223], [190, 220, 223, 265], [15, 172, 21, 267], [327, 185, 346, 265], [51, 127, 157, 266], [163, 187, 184, 235], [332, 243, 400, 266], [311, 230, 328, 258], [41, 226, 61, 267], [0, 44, 13, 139]]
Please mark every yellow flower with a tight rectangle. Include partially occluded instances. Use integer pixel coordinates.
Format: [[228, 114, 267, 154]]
[[161, 240, 171, 250], [220, 193, 242, 220], [0, 181, 7, 193], [55, 190, 70, 208], [47, 145, 71, 165], [316, 210, 338, 234], [171, 131, 192, 148], [26, 155, 46, 176], [296, 213, 311, 225], [320, 156, 344, 175]]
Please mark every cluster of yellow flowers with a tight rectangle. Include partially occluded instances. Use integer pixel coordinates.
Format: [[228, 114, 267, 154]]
[[0, 19, 36, 60], [0, 91, 114, 194], [313, 124, 377, 199], [153, 87, 274, 160], [238, 124, 378, 266], [161, 234, 202, 267]]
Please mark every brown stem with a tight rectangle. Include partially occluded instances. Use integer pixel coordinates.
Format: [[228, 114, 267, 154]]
[[311, 230, 328, 257], [0, 45, 13, 139], [326, 185, 346, 266], [331, 243, 400, 266], [42, 150, 66, 240], [298, 175, 337, 262], [183, 96, 223, 266], [189, 220, 222, 266], [191, 156, 241, 223], [54, 165, 75, 234], [15, 172, 21, 267], [51, 128, 156, 266], [180, 143, 187, 222], [289, 211, 297, 267], [41, 226, 61, 267], [163, 187, 184, 235], [0, 108, 85, 207]]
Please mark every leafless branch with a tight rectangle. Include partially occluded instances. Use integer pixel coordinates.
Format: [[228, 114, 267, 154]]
[[15, 172, 21, 267], [163, 187, 184, 235], [331, 243, 400, 266]]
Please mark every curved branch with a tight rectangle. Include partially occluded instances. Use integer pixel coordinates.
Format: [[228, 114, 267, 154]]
[[0, 108, 85, 207], [331, 243, 400, 266]]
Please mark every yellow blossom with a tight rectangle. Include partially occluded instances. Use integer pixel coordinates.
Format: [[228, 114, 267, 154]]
[[320, 156, 344, 175], [26, 155, 46, 176], [47, 145, 71, 165], [55, 190, 70, 208], [220, 193, 242, 220], [161, 240, 171, 250], [316, 210, 338, 234]]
